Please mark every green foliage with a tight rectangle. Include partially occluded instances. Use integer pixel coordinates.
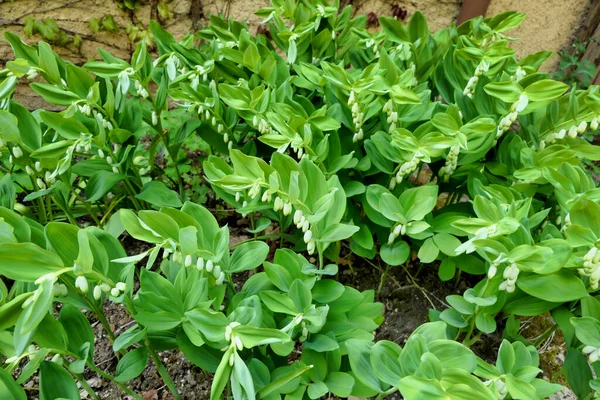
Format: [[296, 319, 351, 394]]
[[0, 0, 599, 399], [554, 39, 598, 89]]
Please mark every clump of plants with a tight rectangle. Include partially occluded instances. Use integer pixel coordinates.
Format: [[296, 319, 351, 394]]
[[554, 39, 598, 89], [0, 0, 599, 398]]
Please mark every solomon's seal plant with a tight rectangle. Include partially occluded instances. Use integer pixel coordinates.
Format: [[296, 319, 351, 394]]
[[0, 0, 599, 398]]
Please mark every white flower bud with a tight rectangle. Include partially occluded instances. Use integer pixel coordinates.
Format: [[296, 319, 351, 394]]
[[513, 94, 529, 113], [110, 287, 120, 297], [216, 271, 225, 285], [116, 282, 126, 292], [590, 349, 600, 363], [348, 91, 355, 105], [196, 257, 205, 271], [307, 240, 316, 255], [283, 202, 292, 216], [274, 197, 283, 211], [185, 255, 192, 267], [294, 210, 303, 225], [151, 112, 158, 126], [388, 232, 395, 245], [75, 276, 88, 293], [100, 283, 111, 293], [93, 285, 102, 300], [578, 121, 588, 133], [235, 336, 243, 350], [393, 224, 402, 237], [488, 264, 497, 279], [26, 166, 35, 176], [206, 260, 214, 272], [389, 177, 397, 190], [591, 117, 599, 130], [302, 219, 310, 232], [12, 146, 23, 158], [304, 230, 313, 243], [213, 264, 221, 278], [583, 345, 597, 354]]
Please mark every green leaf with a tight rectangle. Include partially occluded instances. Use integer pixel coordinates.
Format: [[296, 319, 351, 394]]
[[185, 309, 227, 342], [258, 364, 312, 398], [475, 313, 497, 334], [318, 223, 359, 242], [232, 353, 256, 400], [432, 233, 461, 257], [516, 271, 587, 302], [30, 83, 80, 106], [524, 80, 568, 102], [379, 16, 410, 42], [59, 304, 95, 357], [0, 243, 64, 281], [418, 238, 439, 263], [325, 372, 354, 398], [0, 367, 26, 400], [570, 317, 600, 347], [136, 181, 182, 208], [234, 325, 290, 348], [39, 361, 79, 400], [370, 340, 402, 386], [37, 42, 60, 83], [211, 347, 234, 400], [381, 240, 410, 266], [32, 314, 68, 352], [397, 376, 446, 399], [40, 111, 89, 140], [438, 258, 456, 281], [346, 339, 383, 392], [115, 347, 149, 382], [389, 85, 421, 104], [10, 102, 41, 150], [484, 81, 522, 103], [85, 171, 125, 202], [0, 111, 20, 144], [229, 241, 269, 273]]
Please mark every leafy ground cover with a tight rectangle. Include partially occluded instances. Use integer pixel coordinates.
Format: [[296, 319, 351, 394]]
[[1, 0, 600, 399]]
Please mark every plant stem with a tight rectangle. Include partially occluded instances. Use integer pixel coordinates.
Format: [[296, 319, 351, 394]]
[[86, 363, 143, 400], [76, 373, 100, 400], [71, 187, 101, 226], [463, 312, 478, 346], [377, 263, 390, 299], [62, 279, 116, 343], [229, 233, 284, 249], [376, 387, 398, 399], [145, 339, 182, 400], [151, 121, 185, 200]]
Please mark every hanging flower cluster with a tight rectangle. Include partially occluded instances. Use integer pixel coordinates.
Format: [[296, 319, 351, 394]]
[[462, 60, 490, 98], [348, 91, 365, 143], [439, 144, 460, 182], [581, 246, 600, 290]]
